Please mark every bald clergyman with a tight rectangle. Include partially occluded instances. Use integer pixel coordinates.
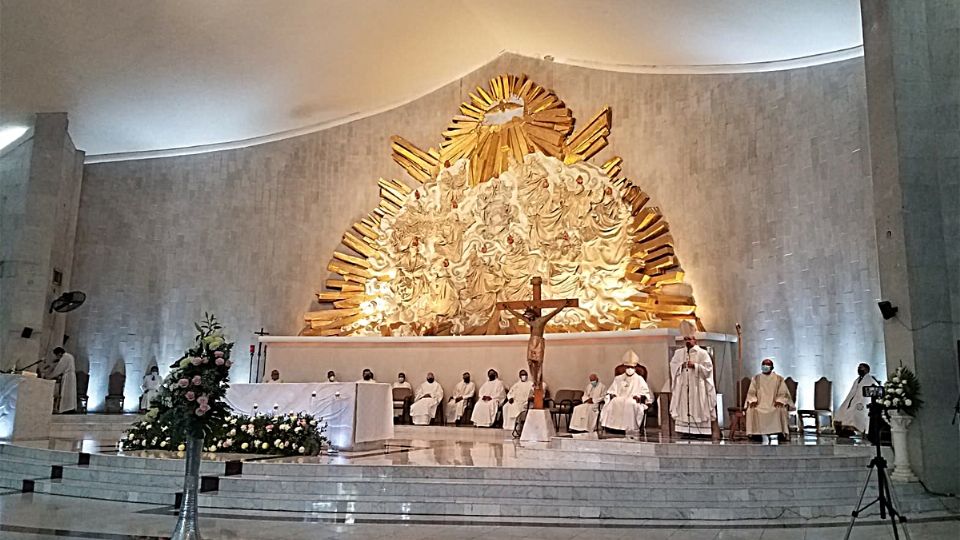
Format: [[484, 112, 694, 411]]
[[568, 373, 606, 432]]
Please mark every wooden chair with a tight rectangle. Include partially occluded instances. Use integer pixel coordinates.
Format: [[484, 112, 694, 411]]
[[392, 387, 413, 424], [548, 389, 583, 431], [104, 372, 126, 413], [785, 377, 799, 432], [798, 377, 833, 434], [726, 377, 752, 439], [76, 371, 89, 413]]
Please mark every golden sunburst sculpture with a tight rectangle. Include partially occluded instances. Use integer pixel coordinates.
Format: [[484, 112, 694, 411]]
[[304, 74, 701, 337]]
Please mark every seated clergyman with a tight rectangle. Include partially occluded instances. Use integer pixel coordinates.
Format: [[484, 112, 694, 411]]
[[409, 372, 443, 425], [359, 368, 376, 382], [327, 370, 337, 382], [393, 372, 412, 390], [833, 363, 880, 437], [504, 370, 535, 431], [746, 358, 793, 445], [265, 369, 283, 383], [471, 369, 507, 427], [445, 372, 476, 425], [568, 373, 606, 432], [600, 351, 652, 437]]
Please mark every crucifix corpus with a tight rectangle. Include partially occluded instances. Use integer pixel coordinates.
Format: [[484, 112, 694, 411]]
[[496, 276, 578, 409]]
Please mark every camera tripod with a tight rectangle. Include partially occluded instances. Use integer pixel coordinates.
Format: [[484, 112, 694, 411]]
[[845, 400, 910, 540]]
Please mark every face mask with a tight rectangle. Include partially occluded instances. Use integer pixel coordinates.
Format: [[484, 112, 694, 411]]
[[858, 370, 868, 377], [363, 373, 373, 380], [590, 380, 598, 387], [488, 373, 495, 381], [398, 377, 405, 382], [463, 377, 470, 383], [761, 365, 772, 374], [427, 377, 434, 383], [625, 367, 636, 376], [328, 376, 335, 382], [520, 375, 528, 382]]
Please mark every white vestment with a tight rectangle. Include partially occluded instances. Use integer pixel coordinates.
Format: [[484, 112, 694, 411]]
[[600, 374, 652, 432], [264, 378, 284, 384], [746, 372, 793, 436], [569, 381, 607, 432], [139, 373, 161, 409], [48, 353, 77, 413], [834, 374, 881, 433], [445, 380, 476, 423], [470, 379, 506, 427], [504, 380, 535, 431], [392, 381, 413, 390], [669, 346, 717, 435], [409, 381, 444, 425]]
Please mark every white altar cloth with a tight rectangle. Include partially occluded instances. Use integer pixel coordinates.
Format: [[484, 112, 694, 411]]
[[224, 382, 393, 450]]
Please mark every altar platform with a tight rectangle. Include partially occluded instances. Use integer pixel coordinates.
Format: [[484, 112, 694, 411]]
[[3, 416, 958, 527], [260, 329, 738, 412]]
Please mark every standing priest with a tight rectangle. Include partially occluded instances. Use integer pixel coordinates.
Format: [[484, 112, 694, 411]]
[[600, 352, 652, 435], [834, 363, 881, 436], [409, 372, 443, 425], [746, 358, 793, 444], [471, 369, 507, 427], [669, 321, 717, 437], [569, 373, 606, 433]]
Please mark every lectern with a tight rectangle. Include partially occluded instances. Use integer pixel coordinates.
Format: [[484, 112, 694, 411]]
[[0, 374, 55, 440]]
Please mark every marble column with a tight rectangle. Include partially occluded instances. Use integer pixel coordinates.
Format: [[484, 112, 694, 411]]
[[860, 0, 960, 492], [0, 113, 85, 373]]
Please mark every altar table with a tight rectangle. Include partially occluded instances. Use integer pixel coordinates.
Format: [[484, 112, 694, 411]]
[[224, 382, 393, 450]]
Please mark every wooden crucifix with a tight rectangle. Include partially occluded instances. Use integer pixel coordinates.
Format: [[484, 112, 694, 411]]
[[496, 276, 578, 409]]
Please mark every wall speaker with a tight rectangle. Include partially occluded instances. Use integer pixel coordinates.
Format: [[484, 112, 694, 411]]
[[20, 327, 33, 338], [878, 301, 899, 320]]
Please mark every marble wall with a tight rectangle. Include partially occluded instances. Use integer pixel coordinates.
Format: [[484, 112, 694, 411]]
[[70, 54, 881, 410]]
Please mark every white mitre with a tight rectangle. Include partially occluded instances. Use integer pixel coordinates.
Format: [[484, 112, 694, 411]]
[[621, 350, 640, 366], [678, 320, 697, 340]]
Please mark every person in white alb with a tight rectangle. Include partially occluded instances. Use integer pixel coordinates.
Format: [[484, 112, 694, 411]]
[[139, 365, 162, 411], [669, 321, 717, 437], [600, 351, 652, 436], [834, 363, 881, 436], [504, 370, 537, 431], [409, 372, 444, 425], [445, 372, 476, 425], [471, 369, 507, 427], [393, 372, 412, 390], [568, 373, 606, 433], [746, 358, 794, 445], [359, 369, 376, 383], [264, 369, 283, 383], [46, 347, 77, 413]]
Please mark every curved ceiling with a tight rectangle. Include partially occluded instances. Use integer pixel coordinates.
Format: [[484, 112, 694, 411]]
[[0, 0, 863, 160]]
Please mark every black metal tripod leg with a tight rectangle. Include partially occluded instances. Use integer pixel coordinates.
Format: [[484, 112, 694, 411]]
[[884, 474, 912, 540], [845, 467, 876, 540]]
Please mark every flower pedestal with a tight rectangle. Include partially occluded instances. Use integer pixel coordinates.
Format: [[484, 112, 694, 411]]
[[887, 411, 918, 483], [171, 437, 204, 540]]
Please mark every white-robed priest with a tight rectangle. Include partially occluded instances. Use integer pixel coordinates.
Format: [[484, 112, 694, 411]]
[[669, 321, 717, 437], [746, 358, 794, 444], [504, 370, 535, 431], [834, 363, 881, 436], [445, 372, 476, 424], [139, 365, 162, 411], [471, 369, 507, 427], [600, 351, 652, 435], [409, 372, 443, 425], [47, 347, 77, 414], [569, 373, 606, 432]]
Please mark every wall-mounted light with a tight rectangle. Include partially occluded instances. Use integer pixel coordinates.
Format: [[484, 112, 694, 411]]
[[0, 125, 29, 151], [878, 300, 898, 320]]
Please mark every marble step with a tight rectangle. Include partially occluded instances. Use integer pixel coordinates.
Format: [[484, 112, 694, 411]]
[[196, 491, 949, 520], [548, 438, 874, 457], [516, 447, 870, 469], [29, 477, 174, 505]]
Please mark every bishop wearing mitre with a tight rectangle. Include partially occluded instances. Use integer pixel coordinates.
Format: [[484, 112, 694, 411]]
[[669, 321, 717, 437], [746, 358, 794, 444], [600, 351, 652, 436]]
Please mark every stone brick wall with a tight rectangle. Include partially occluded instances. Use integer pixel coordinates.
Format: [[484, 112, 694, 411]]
[[71, 55, 881, 410]]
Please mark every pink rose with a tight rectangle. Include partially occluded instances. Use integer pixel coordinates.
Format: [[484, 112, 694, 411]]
[[215, 358, 225, 366], [265, 424, 273, 432], [202, 357, 209, 364], [185, 391, 196, 401], [197, 395, 209, 406], [191, 375, 202, 385], [190, 357, 202, 366], [178, 379, 189, 388], [214, 351, 224, 358], [196, 407, 206, 416]]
